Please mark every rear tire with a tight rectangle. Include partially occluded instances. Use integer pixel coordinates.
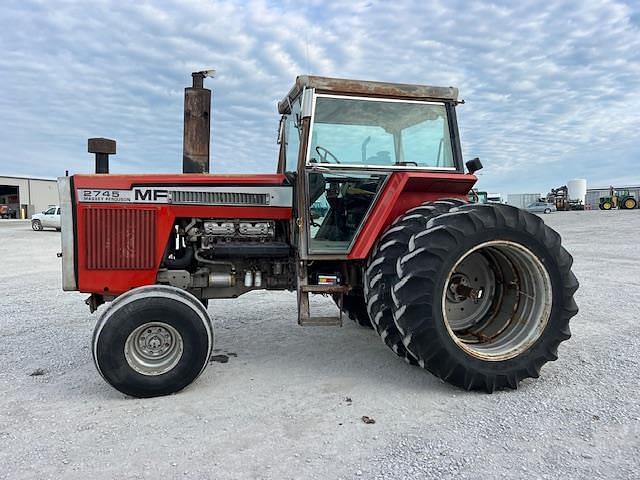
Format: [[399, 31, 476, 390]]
[[365, 199, 466, 364], [621, 197, 637, 210], [391, 203, 579, 392], [92, 285, 214, 398]]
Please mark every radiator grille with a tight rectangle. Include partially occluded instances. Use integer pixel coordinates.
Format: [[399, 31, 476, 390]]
[[171, 191, 270, 205], [85, 207, 156, 270]]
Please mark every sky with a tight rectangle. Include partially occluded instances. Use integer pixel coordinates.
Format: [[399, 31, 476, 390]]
[[1, 0, 639, 194]]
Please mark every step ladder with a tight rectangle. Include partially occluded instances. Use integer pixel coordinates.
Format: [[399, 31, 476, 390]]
[[297, 283, 349, 326]]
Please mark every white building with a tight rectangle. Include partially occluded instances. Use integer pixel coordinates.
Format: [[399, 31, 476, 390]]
[[0, 175, 59, 219]]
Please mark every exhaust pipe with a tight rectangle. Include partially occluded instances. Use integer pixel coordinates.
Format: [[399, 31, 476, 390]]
[[183, 70, 215, 173]]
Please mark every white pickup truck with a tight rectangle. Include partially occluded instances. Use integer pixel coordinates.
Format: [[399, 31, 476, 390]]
[[31, 205, 61, 231]]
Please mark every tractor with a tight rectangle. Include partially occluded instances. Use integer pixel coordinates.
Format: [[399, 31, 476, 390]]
[[57, 75, 579, 398], [599, 187, 637, 210]]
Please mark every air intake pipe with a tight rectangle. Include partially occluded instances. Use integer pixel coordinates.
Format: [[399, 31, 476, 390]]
[[88, 137, 116, 174]]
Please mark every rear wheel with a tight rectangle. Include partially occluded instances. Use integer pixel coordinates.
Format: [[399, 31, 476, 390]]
[[31, 220, 43, 231], [92, 285, 214, 398], [621, 197, 637, 210], [391, 203, 579, 392], [364, 199, 465, 364]]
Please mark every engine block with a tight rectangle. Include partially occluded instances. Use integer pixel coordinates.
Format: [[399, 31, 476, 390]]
[[197, 220, 276, 249]]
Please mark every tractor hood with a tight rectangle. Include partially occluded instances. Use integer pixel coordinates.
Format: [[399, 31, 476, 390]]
[[71, 173, 292, 207]]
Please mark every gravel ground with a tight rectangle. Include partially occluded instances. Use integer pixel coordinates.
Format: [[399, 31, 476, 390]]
[[0, 211, 638, 479]]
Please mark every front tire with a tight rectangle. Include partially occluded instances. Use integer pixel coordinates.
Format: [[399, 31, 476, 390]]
[[92, 285, 214, 398], [31, 220, 43, 231], [391, 203, 579, 392]]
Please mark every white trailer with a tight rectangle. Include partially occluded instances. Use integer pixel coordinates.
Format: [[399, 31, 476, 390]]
[[507, 193, 542, 209]]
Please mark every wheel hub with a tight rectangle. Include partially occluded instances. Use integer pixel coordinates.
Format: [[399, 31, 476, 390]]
[[444, 254, 495, 331], [441, 240, 552, 361], [125, 322, 184, 376]]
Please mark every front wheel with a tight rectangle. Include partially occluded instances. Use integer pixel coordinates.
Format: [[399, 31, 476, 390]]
[[31, 220, 43, 231], [391, 203, 579, 392], [92, 285, 214, 397], [544, 208, 551, 214]]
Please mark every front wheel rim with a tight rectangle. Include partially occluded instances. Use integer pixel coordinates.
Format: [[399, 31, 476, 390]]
[[441, 240, 553, 361], [124, 322, 184, 375]]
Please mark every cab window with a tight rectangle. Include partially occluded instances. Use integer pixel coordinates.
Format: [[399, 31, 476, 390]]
[[308, 96, 455, 169], [307, 171, 387, 253], [284, 97, 302, 172]]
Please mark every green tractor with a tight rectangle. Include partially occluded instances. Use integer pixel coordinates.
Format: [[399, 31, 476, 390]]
[[599, 187, 637, 210]]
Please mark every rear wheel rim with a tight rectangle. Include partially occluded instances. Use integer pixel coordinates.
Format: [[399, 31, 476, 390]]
[[124, 322, 184, 375], [441, 240, 552, 361]]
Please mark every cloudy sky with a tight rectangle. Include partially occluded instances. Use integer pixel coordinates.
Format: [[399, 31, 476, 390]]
[[1, 0, 639, 194]]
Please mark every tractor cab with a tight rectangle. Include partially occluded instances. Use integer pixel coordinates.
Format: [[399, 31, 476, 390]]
[[273, 76, 474, 325]]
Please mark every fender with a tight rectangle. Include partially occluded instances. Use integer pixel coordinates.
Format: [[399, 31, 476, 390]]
[[348, 171, 476, 259]]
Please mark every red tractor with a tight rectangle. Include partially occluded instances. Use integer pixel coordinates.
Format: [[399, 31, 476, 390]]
[[58, 76, 578, 397]]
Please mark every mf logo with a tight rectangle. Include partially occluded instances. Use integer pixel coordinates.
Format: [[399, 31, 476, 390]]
[[133, 188, 169, 202]]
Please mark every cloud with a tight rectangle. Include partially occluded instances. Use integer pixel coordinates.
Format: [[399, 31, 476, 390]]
[[0, 0, 639, 194]]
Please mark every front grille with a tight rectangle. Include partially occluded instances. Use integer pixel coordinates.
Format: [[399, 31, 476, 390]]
[[85, 207, 156, 270], [171, 191, 270, 205]]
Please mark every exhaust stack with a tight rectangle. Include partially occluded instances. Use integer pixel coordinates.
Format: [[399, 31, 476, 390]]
[[183, 70, 215, 173]]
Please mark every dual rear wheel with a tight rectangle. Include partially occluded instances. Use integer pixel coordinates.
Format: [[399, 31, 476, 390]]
[[365, 201, 579, 392]]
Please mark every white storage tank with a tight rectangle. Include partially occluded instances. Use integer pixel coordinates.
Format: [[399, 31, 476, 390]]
[[567, 179, 587, 202]]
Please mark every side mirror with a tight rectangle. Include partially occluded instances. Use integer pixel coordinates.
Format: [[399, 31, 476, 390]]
[[466, 157, 483, 174]]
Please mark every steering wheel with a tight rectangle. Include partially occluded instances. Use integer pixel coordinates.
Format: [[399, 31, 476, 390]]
[[315, 146, 340, 164]]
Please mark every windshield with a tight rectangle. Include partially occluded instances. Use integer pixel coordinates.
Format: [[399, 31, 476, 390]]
[[308, 96, 455, 169]]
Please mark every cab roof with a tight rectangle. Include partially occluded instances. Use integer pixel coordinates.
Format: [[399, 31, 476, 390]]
[[278, 75, 459, 114]]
